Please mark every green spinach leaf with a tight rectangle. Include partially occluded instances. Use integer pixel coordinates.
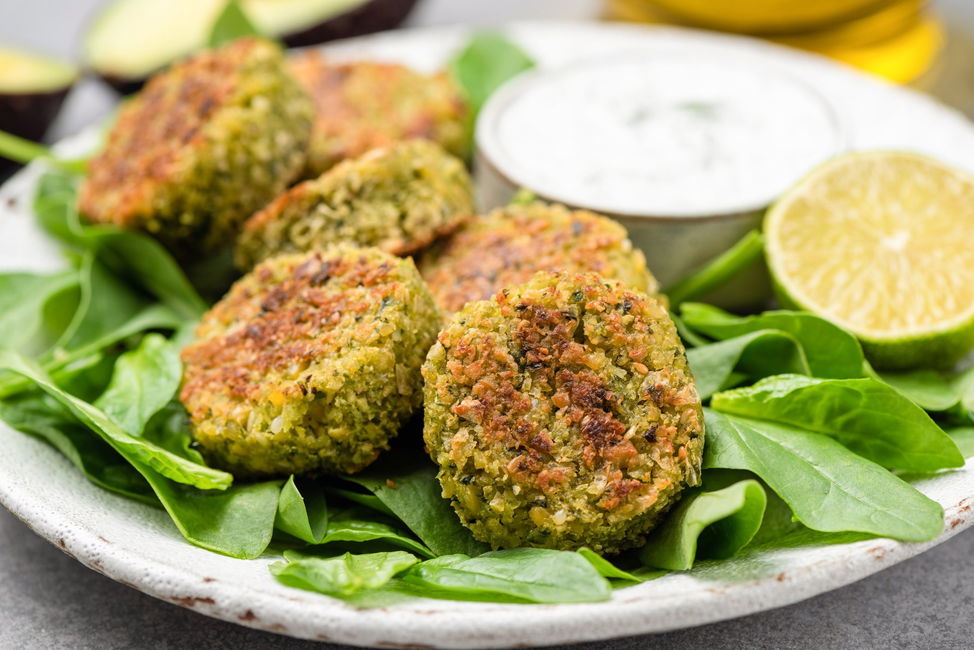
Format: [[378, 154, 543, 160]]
[[94, 334, 182, 435], [0, 392, 155, 504], [141, 470, 281, 558], [687, 330, 810, 399], [0, 350, 231, 490], [0, 303, 186, 400], [276, 477, 329, 545], [325, 486, 395, 517], [32, 169, 207, 320], [639, 478, 767, 570], [271, 550, 419, 598], [2, 353, 288, 559], [0, 271, 79, 356], [879, 369, 960, 412], [665, 231, 764, 306], [400, 548, 611, 604], [681, 303, 866, 379], [140, 401, 205, 462], [947, 427, 974, 458], [313, 507, 434, 558], [50, 351, 120, 401], [712, 374, 964, 471], [33, 168, 82, 242], [449, 32, 534, 114], [703, 409, 944, 542], [577, 548, 660, 583], [670, 313, 711, 348], [208, 0, 262, 48], [343, 446, 489, 557], [52, 254, 145, 354], [952, 365, 974, 417], [0, 130, 86, 171]]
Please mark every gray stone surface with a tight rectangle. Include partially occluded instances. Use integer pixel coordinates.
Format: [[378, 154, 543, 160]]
[[2, 0, 974, 648]]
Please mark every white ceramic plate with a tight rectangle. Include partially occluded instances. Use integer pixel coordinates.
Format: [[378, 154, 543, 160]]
[[1, 22, 973, 649]]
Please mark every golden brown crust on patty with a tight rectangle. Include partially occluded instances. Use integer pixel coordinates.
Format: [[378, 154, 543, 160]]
[[79, 37, 312, 253], [422, 271, 703, 553], [289, 52, 470, 176], [235, 139, 475, 270], [419, 202, 659, 317], [180, 245, 441, 477]]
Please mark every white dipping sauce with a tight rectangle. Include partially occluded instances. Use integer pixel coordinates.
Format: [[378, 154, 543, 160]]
[[478, 56, 843, 217]]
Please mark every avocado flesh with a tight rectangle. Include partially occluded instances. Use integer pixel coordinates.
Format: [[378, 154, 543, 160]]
[[0, 47, 77, 94], [83, 0, 416, 90], [0, 47, 78, 167]]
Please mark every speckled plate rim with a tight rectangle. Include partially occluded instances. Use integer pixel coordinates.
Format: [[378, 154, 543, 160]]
[[1, 21, 974, 649]]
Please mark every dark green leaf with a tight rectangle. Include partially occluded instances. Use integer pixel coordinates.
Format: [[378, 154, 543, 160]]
[[703, 409, 944, 542], [9, 252, 185, 401], [947, 427, 974, 458], [325, 486, 395, 517], [343, 447, 489, 557], [271, 550, 419, 597], [742, 475, 873, 550], [2, 366, 277, 558], [577, 548, 657, 583], [0, 303, 183, 400], [712, 374, 964, 471], [275, 477, 329, 545], [141, 470, 281, 558], [687, 330, 809, 400], [449, 32, 534, 113], [94, 334, 182, 435], [670, 313, 711, 348], [52, 254, 145, 353], [681, 304, 866, 379], [665, 231, 764, 306], [0, 271, 79, 355], [509, 188, 537, 205], [639, 478, 767, 570], [32, 169, 207, 320], [400, 548, 611, 604], [0, 350, 231, 490], [0, 392, 155, 504], [33, 168, 82, 242], [952, 365, 974, 417], [207, 0, 262, 48], [50, 351, 120, 401], [313, 507, 434, 558], [140, 401, 205, 463], [84, 229, 207, 321], [879, 369, 960, 412], [0, 130, 86, 171]]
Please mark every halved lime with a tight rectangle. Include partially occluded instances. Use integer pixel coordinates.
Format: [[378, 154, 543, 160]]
[[765, 151, 974, 369]]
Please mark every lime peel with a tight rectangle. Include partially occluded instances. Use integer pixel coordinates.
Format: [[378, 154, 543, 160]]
[[765, 151, 974, 369]]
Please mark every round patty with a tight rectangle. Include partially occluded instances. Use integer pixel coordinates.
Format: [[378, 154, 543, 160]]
[[78, 37, 312, 255], [180, 245, 441, 477], [419, 202, 659, 317], [422, 271, 703, 553], [288, 52, 470, 177], [235, 139, 474, 270]]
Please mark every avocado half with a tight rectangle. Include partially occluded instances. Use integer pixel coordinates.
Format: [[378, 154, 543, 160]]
[[0, 47, 78, 173], [84, 0, 420, 93]]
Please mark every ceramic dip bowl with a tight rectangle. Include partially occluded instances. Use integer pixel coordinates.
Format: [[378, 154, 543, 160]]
[[475, 54, 845, 308]]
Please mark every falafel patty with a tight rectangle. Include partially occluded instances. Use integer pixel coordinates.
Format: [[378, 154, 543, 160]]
[[288, 51, 470, 176], [422, 271, 703, 553], [235, 139, 474, 270], [180, 245, 441, 477], [419, 202, 659, 317], [78, 37, 312, 255]]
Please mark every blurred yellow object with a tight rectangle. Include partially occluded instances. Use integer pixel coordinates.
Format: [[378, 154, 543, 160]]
[[606, 0, 942, 83]]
